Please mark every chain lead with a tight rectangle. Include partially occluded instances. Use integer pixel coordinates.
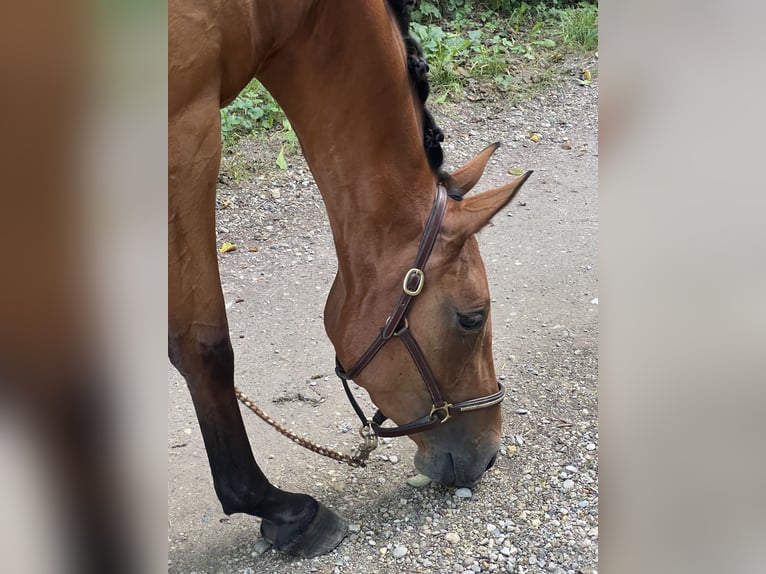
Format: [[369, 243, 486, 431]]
[[234, 385, 377, 467]]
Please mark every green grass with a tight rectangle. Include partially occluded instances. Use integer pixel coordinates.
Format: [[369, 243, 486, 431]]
[[558, 2, 598, 52]]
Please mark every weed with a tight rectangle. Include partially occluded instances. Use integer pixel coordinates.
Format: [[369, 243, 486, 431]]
[[557, 2, 598, 52], [220, 80, 289, 149], [220, 151, 253, 184]]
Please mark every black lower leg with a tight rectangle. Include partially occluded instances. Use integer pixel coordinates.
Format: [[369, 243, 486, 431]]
[[169, 334, 347, 556]]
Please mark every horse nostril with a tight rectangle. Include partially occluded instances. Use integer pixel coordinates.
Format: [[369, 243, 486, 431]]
[[486, 452, 498, 470]]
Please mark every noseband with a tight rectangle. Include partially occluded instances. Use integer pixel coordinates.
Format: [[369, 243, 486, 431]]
[[334, 185, 505, 438]]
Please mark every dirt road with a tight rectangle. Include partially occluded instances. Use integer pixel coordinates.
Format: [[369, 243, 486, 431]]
[[168, 67, 598, 574]]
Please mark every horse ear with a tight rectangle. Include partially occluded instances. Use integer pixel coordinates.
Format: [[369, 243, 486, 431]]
[[449, 142, 502, 196], [447, 171, 533, 239]]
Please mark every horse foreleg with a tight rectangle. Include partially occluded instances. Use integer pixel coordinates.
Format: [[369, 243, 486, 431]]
[[168, 96, 346, 557]]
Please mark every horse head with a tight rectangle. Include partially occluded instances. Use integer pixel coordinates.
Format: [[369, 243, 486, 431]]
[[325, 143, 531, 486]]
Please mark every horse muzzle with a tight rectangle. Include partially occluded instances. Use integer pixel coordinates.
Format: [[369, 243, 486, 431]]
[[412, 424, 501, 487]]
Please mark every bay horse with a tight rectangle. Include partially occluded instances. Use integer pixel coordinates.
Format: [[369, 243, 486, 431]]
[[169, 0, 531, 558]]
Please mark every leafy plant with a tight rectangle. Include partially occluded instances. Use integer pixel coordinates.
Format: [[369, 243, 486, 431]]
[[220, 80, 289, 148]]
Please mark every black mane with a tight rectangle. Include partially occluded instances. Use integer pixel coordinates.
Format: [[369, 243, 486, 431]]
[[386, 0, 451, 186]]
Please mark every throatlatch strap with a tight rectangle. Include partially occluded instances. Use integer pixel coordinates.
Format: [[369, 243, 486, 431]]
[[336, 356, 368, 427], [343, 186, 448, 380]]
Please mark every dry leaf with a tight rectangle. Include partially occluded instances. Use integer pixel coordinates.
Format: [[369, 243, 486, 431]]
[[530, 133, 541, 143], [583, 69, 591, 81], [508, 168, 524, 176], [247, 246, 259, 252], [219, 241, 237, 253], [221, 199, 232, 208]]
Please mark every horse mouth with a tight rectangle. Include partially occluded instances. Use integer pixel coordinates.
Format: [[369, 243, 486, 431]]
[[414, 450, 490, 488]]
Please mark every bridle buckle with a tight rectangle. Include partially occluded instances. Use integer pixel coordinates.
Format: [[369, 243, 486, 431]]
[[429, 403, 453, 423], [402, 268, 425, 296]]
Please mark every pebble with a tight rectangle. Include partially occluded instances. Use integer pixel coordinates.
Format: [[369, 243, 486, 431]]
[[446, 532, 461, 544], [516, 408, 529, 414], [252, 538, 271, 556], [348, 524, 361, 532], [389, 455, 399, 464], [563, 479, 575, 490], [455, 488, 473, 498], [392, 546, 409, 558], [586, 442, 596, 451], [406, 474, 432, 488]]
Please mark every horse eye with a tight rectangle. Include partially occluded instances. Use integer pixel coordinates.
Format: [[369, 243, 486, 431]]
[[457, 311, 486, 331]]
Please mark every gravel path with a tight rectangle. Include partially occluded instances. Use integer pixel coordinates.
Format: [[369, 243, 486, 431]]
[[168, 62, 598, 574]]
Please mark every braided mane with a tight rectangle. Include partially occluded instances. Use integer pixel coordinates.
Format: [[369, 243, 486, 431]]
[[385, 0, 452, 186]]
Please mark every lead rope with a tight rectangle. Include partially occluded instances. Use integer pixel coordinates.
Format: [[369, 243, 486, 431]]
[[234, 385, 378, 468]]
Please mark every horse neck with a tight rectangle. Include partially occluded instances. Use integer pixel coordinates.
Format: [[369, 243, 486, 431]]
[[255, 2, 437, 281]]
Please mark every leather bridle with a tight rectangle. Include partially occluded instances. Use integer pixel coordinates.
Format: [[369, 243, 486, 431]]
[[334, 185, 506, 438]]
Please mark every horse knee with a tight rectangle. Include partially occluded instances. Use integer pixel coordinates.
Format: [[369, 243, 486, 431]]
[[168, 330, 234, 386]]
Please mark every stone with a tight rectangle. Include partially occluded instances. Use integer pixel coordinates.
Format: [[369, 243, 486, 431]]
[[406, 474, 432, 488]]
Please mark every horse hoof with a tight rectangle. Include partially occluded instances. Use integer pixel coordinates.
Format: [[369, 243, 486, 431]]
[[260, 502, 348, 558]]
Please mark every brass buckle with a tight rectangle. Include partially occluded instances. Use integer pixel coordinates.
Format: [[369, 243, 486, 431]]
[[429, 403, 453, 423], [403, 268, 425, 296]]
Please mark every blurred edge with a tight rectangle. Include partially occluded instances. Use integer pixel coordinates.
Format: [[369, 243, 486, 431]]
[[2, 0, 766, 573], [0, 0, 167, 572], [601, 2, 766, 574]]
